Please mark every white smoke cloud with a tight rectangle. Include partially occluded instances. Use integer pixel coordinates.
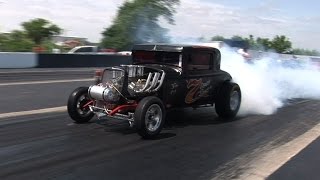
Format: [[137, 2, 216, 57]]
[[219, 47, 320, 115]]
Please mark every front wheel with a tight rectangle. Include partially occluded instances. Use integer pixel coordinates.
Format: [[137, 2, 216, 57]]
[[215, 82, 241, 119], [67, 87, 94, 123], [134, 96, 166, 139]]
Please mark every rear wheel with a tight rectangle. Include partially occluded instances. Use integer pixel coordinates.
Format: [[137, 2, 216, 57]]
[[134, 96, 166, 139], [67, 87, 94, 123], [215, 82, 241, 119]]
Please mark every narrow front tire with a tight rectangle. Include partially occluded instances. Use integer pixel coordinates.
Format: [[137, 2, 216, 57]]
[[67, 87, 94, 123]]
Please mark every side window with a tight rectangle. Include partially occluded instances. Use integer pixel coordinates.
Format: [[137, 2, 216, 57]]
[[75, 47, 93, 53], [188, 52, 213, 71]]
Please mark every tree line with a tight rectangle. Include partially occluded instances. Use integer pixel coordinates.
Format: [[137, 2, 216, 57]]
[[0, 18, 61, 52], [0, 0, 319, 56], [211, 35, 320, 56]]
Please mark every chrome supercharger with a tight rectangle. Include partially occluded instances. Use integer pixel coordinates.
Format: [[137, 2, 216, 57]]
[[89, 67, 125, 103], [88, 84, 120, 103]]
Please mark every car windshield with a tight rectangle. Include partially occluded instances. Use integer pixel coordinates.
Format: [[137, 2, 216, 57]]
[[132, 51, 182, 67]]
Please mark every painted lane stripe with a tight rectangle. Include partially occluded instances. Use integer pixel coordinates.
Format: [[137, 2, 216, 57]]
[[0, 78, 93, 86], [0, 106, 67, 120], [211, 123, 320, 180]]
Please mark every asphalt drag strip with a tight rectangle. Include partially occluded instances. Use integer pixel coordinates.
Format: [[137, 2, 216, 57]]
[[0, 81, 92, 114], [0, 100, 319, 180]]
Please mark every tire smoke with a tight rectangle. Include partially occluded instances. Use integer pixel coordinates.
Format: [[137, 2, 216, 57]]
[[219, 47, 320, 115]]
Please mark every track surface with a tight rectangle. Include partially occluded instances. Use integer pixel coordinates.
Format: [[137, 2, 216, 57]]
[[0, 69, 320, 180]]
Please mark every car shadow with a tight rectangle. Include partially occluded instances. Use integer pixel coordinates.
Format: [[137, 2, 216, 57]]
[[93, 119, 177, 140], [94, 119, 135, 134], [90, 107, 245, 138]]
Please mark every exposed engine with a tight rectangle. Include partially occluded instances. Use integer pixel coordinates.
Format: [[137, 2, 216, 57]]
[[125, 65, 165, 94], [88, 65, 165, 106], [88, 68, 124, 104]]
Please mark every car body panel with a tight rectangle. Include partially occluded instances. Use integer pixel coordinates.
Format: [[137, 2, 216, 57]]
[[129, 44, 232, 108]]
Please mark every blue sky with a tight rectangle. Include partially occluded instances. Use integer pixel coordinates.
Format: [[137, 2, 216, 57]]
[[0, 0, 319, 50]]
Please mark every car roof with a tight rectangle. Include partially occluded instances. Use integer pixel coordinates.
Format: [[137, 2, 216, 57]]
[[67, 46, 98, 53], [132, 44, 217, 52]]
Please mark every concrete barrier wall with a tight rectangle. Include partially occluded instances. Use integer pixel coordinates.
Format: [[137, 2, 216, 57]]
[[37, 54, 132, 68], [0, 53, 37, 68], [248, 50, 320, 62], [308, 56, 320, 62], [0, 52, 319, 69]]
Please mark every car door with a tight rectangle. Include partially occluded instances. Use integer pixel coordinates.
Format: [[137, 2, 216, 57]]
[[183, 49, 217, 106]]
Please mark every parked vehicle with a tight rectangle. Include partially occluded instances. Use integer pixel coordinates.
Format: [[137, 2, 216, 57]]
[[67, 44, 241, 139], [117, 51, 132, 56], [67, 46, 116, 54]]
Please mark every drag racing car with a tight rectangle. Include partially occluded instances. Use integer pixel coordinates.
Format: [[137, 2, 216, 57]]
[[67, 44, 241, 139]]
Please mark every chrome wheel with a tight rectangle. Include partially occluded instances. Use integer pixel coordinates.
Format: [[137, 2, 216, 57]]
[[76, 94, 91, 116], [230, 91, 240, 111], [145, 104, 163, 132]]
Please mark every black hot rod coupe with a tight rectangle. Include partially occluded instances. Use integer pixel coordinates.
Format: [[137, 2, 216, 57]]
[[67, 44, 241, 139]]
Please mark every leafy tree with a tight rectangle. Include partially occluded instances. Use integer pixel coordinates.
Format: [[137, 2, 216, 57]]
[[22, 18, 62, 45], [256, 37, 271, 50], [292, 48, 320, 56], [0, 31, 34, 52], [0, 33, 7, 51], [270, 35, 292, 53], [211, 35, 225, 41], [230, 35, 245, 41], [207, 34, 320, 55], [246, 35, 257, 49], [42, 39, 61, 52], [101, 0, 180, 50]]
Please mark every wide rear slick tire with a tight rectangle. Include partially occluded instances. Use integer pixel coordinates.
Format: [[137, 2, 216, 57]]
[[134, 96, 166, 139], [215, 82, 241, 119], [67, 87, 94, 123]]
